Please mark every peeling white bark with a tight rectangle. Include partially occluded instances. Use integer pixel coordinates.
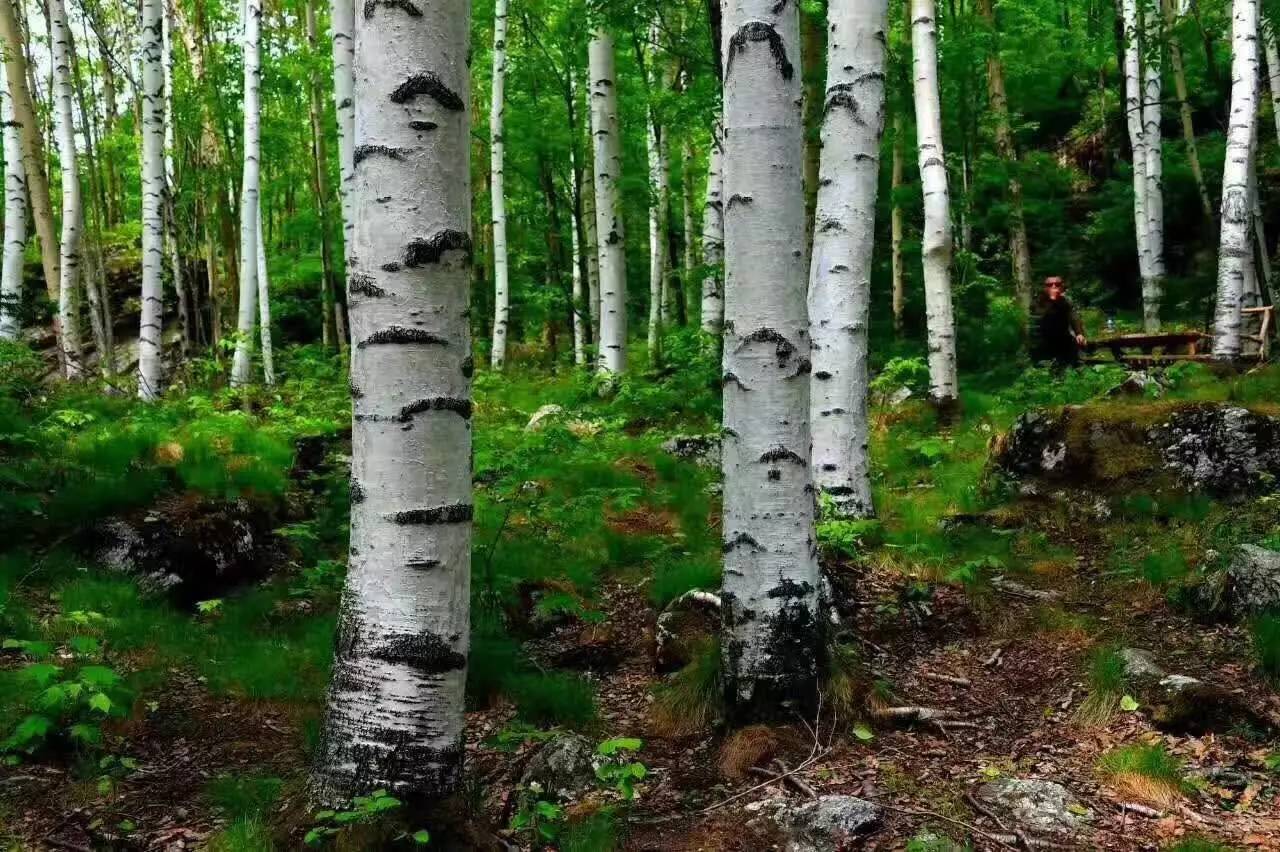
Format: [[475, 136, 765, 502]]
[[489, 0, 510, 369], [138, 0, 165, 398], [313, 0, 472, 805], [230, 0, 261, 387], [700, 125, 724, 335], [720, 0, 820, 717], [330, 0, 356, 301], [911, 0, 958, 405], [1215, 0, 1259, 359], [0, 77, 25, 342], [49, 0, 83, 377], [590, 30, 627, 376], [256, 211, 274, 386], [808, 0, 888, 520]]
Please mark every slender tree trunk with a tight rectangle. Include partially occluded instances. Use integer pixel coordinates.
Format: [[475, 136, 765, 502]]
[[571, 171, 587, 365], [809, 0, 888, 521], [720, 0, 820, 719], [568, 74, 593, 355], [48, 0, 84, 377], [1214, 0, 1259, 360], [581, 89, 601, 343], [489, 0, 510, 369], [1123, 0, 1162, 331], [1265, 19, 1280, 146], [312, 0, 472, 804], [801, 5, 824, 262], [230, 0, 261, 387], [255, 212, 274, 385], [978, 0, 1032, 316], [0, 76, 25, 341], [1249, 111, 1271, 300], [138, 0, 165, 398], [681, 140, 697, 325], [590, 30, 627, 377], [306, 0, 341, 350], [700, 125, 724, 335], [330, 0, 355, 336], [911, 0, 958, 405], [645, 106, 669, 363], [160, 0, 189, 357], [891, 112, 905, 336], [1167, 0, 1213, 223], [1142, 6, 1165, 330]]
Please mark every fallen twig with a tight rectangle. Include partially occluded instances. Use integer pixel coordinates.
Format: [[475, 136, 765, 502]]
[[985, 647, 1005, 667], [920, 671, 972, 687], [772, 759, 817, 798], [1118, 802, 1162, 819]]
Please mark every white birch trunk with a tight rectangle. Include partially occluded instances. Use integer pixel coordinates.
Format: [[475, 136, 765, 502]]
[[256, 211, 275, 385], [49, 0, 83, 377], [891, 112, 905, 335], [1142, 9, 1165, 332], [1215, 0, 1259, 359], [571, 170, 587, 365], [582, 107, 601, 341], [162, 0, 188, 354], [330, 0, 356, 302], [230, 0, 261, 387], [720, 0, 820, 717], [1123, 0, 1154, 330], [809, 0, 887, 520], [700, 126, 724, 335], [312, 0, 472, 804], [0, 76, 25, 341], [590, 30, 627, 376], [911, 0, 958, 405], [682, 139, 697, 319], [138, 0, 165, 398], [1264, 17, 1280, 146], [646, 112, 669, 360], [488, 0, 510, 369]]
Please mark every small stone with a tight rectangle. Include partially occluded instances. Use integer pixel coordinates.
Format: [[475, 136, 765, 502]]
[[777, 795, 882, 852], [889, 386, 913, 406], [1226, 544, 1280, 618], [519, 734, 598, 800], [975, 778, 1090, 836], [1118, 648, 1166, 682]]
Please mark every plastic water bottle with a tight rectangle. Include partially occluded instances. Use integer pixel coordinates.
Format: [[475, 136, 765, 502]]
[[1105, 315, 1117, 334]]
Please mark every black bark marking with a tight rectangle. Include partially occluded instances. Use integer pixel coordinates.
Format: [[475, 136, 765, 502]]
[[820, 463, 838, 472], [408, 120, 439, 131], [358, 326, 448, 347], [739, 327, 799, 367], [727, 193, 753, 209], [461, 356, 475, 378], [400, 397, 473, 420], [390, 73, 464, 111], [381, 262, 403, 272], [722, 371, 750, 391], [768, 579, 815, 600], [369, 631, 465, 674], [818, 218, 845, 234], [814, 370, 833, 380], [759, 446, 806, 466], [353, 144, 408, 165], [723, 532, 764, 553], [390, 504, 474, 525], [726, 21, 795, 81], [404, 230, 473, 267], [349, 274, 387, 298], [824, 485, 855, 496], [363, 0, 422, 16], [350, 481, 366, 503], [405, 558, 443, 570]]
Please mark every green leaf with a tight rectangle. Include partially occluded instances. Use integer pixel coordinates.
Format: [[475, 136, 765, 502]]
[[597, 736, 643, 755], [69, 724, 101, 744], [23, 663, 62, 687], [412, 829, 431, 845], [852, 724, 875, 742], [89, 692, 113, 714], [69, 636, 101, 657], [78, 665, 121, 689], [9, 714, 51, 745], [1119, 695, 1140, 712], [312, 810, 336, 822]]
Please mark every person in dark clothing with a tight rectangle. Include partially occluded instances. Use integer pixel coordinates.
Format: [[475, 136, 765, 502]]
[[1032, 276, 1087, 367]]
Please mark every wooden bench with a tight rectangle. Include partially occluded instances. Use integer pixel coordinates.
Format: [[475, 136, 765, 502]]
[[1083, 331, 1211, 367]]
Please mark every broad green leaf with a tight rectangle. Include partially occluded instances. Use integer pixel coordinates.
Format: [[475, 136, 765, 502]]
[[597, 736, 642, 755], [89, 692, 113, 714], [1120, 695, 1140, 712], [852, 724, 875, 741]]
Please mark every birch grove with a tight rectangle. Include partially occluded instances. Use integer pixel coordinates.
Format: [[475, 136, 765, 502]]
[[720, 0, 821, 717], [809, 0, 889, 520], [1214, 0, 1260, 360], [590, 29, 627, 377], [313, 0, 472, 802], [489, 0, 511, 370], [911, 0, 958, 406]]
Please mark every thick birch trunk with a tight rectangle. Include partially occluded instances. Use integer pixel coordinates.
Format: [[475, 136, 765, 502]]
[[978, 0, 1032, 316], [256, 212, 275, 385], [590, 30, 627, 376], [1166, 0, 1213, 223], [911, 0, 958, 405], [1122, 0, 1150, 302], [1214, 0, 1259, 360], [0, 77, 25, 341], [891, 112, 905, 336], [312, 0, 472, 804], [720, 0, 820, 718], [49, 0, 84, 377], [809, 0, 888, 521], [699, 126, 724, 336], [230, 0, 261, 387], [139, 0, 166, 398], [0, 0, 62, 362], [330, 0, 356, 306], [489, 0, 510, 369]]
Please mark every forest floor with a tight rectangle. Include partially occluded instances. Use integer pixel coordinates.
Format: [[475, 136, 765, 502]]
[[1, 340, 1279, 851]]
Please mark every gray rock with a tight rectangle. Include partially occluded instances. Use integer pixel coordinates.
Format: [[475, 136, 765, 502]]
[[1107, 371, 1164, 398], [975, 778, 1090, 836], [781, 795, 883, 852], [889, 386, 914, 406], [525, 404, 565, 432], [1151, 406, 1280, 496], [519, 734, 598, 800], [1118, 648, 1166, 681], [1226, 544, 1280, 618], [661, 434, 722, 469]]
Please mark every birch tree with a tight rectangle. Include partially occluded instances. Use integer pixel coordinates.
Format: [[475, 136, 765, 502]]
[[911, 0, 958, 405], [230, 0, 262, 387], [590, 29, 627, 376], [49, 0, 84, 377], [641, 20, 670, 363], [0, 77, 24, 342], [720, 0, 820, 717], [890, 113, 905, 335], [161, 0, 189, 353], [489, 0, 510, 369], [256, 213, 274, 385], [0, 0, 64, 366], [1122, 0, 1164, 332], [700, 127, 724, 335], [809, 0, 888, 520], [581, 99, 601, 342], [312, 0, 472, 804], [330, 0, 356, 296], [138, 0, 165, 398], [1266, 17, 1280, 146], [1214, 0, 1260, 360]]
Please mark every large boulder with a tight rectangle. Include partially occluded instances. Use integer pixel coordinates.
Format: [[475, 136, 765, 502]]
[[1226, 545, 1280, 618], [974, 778, 1090, 837], [782, 795, 882, 852], [519, 734, 598, 800], [992, 404, 1280, 497], [92, 495, 281, 606]]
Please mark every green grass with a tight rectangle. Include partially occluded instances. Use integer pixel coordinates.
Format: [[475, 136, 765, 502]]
[[560, 809, 619, 852], [651, 639, 722, 737], [1076, 646, 1127, 725], [204, 774, 285, 819], [649, 556, 720, 609], [1098, 742, 1187, 805], [1250, 613, 1280, 682], [207, 817, 276, 852], [1161, 839, 1241, 852], [505, 672, 598, 729]]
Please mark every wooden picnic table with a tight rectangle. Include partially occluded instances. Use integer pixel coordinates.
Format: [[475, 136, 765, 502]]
[[1083, 331, 1210, 366]]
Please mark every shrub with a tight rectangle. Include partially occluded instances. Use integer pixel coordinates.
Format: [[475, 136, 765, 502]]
[[204, 775, 285, 819]]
